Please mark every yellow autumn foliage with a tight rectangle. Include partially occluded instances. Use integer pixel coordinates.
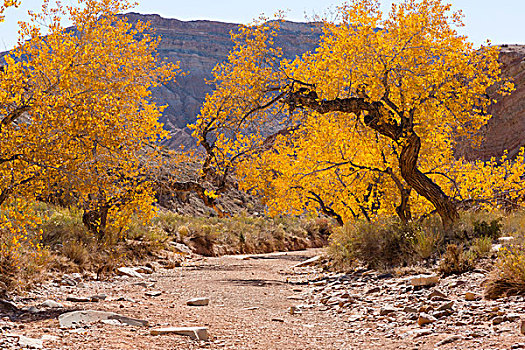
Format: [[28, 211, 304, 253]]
[[193, 0, 521, 226], [0, 0, 179, 261]]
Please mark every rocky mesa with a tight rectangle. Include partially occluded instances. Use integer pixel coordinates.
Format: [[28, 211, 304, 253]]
[[123, 13, 321, 150], [94, 14, 522, 159]]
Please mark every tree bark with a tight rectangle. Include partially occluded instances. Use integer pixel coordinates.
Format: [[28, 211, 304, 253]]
[[398, 133, 459, 229]]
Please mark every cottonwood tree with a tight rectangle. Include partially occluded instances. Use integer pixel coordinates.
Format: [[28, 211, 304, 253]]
[[192, 0, 519, 229], [0, 0, 178, 239]]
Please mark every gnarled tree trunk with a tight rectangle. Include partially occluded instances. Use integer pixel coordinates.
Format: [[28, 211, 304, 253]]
[[398, 132, 459, 229], [285, 89, 459, 229]]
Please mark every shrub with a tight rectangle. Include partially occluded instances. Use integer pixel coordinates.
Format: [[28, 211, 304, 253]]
[[485, 245, 525, 299], [438, 244, 474, 276], [470, 236, 493, 258], [411, 226, 443, 260], [329, 219, 416, 271], [473, 219, 502, 239]]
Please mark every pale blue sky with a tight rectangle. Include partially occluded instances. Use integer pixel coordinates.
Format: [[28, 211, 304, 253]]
[[1, 0, 523, 51]]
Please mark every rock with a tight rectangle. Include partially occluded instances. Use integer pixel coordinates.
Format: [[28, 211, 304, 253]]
[[407, 329, 433, 338], [40, 300, 63, 308], [134, 266, 154, 274], [116, 267, 144, 278], [289, 306, 301, 315], [465, 292, 481, 301], [410, 274, 439, 287], [499, 236, 515, 243], [187, 297, 209, 306], [6, 334, 43, 349], [100, 319, 124, 326], [437, 301, 454, 311], [18, 335, 43, 349], [436, 335, 462, 346], [244, 306, 260, 311], [365, 286, 381, 294], [27, 306, 41, 313], [292, 255, 321, 268], [89, 294, 107, 302], [418, 313, 437, 326], [505, 313, 521, 321], [169, 242, 193, 255], [145, 291, 162, 297], [150, 326, 209, 340], [41, 335, 59, 342], [492, 316, 505, 325], [403, 306, 419, 314], [66, 295, 91, 302], [58, 310, 148, 328], [379, 306, 397, 316], [428, 289, 448, 300], [271, 318, 285, 322], [134, 281, 155, 288], [492, 244, 503, 252]]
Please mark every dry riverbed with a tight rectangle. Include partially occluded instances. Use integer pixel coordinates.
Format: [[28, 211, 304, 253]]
[[1, 248, 525, 349]]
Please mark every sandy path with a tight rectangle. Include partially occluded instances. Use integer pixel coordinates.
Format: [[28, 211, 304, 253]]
[[2, 248, 524, 349]]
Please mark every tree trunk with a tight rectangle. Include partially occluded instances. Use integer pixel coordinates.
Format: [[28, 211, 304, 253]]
[[399, 132, 459, 230]]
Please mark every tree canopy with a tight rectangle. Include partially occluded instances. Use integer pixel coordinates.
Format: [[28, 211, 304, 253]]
[[192, 0, 522, 229], [0, 0, 178, 240]]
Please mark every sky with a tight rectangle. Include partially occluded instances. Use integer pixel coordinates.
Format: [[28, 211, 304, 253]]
[[1, 0, 524, 51]]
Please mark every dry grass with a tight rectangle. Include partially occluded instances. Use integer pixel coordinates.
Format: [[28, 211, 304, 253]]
[[328, 209, 524, 275], [154, 212, 331, 256], [328, 218, 417, 271], [0, 203, 333, 294]]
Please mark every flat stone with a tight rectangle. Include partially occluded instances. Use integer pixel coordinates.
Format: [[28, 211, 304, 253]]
[[58, 310, 148, 328], [150, 326, 209, 340], [40, 300, 63, 308], [134, 266, 154, 274], [418, 313, 437, 326], [28, 306, 41, 313], [145, 291, 162, 297], [116, 267, 144, 279], [41, 335, 60, 342], [410, 274, 439, 287], [379, 307, 397, 316], [404, 329, 433, 338], [403, 306, 419, 313], [169, 242, 193, 255], [505, 313, 521, 321], [436, 335, 462, 346], [19, 335, 43, 349], [428, 289, 448, 300], [100, 319, 124, 326], [292, 255, 321, 268], [6, 335, 43, 349], [187, 297, 209, 306], [437, 301, 454, 311], [366, 286, 381, 294], [89, 294, 107, 302], [134, 282, 155, 288], [465, 292, 481, 301], [66, 296, 91, 302]]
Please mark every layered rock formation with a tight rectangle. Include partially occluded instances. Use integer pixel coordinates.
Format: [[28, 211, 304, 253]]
[[123, 13, 320, 149], [456, 45, 525, 160]]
